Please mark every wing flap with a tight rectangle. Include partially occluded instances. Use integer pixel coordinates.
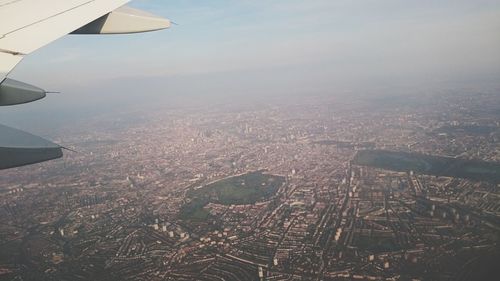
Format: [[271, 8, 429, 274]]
[[0, 0, 92, 35]]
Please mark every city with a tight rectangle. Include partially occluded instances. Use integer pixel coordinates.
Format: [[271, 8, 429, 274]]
[[1, 91, 499, 280]]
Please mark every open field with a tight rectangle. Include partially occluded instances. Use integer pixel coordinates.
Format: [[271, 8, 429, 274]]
[[179, 171, 285, 220]]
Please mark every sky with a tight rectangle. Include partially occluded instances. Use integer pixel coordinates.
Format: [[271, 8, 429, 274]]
[[1, 0, 500, 132]]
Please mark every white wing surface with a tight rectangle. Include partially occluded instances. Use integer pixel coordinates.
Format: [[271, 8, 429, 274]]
[[1, 0, 130, 80]]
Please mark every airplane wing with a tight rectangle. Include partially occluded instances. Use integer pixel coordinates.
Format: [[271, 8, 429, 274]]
[[0, 0, 170, 170]]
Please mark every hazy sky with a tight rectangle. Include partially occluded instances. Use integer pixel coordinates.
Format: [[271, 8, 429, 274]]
[[2, 0, 500, 131]]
